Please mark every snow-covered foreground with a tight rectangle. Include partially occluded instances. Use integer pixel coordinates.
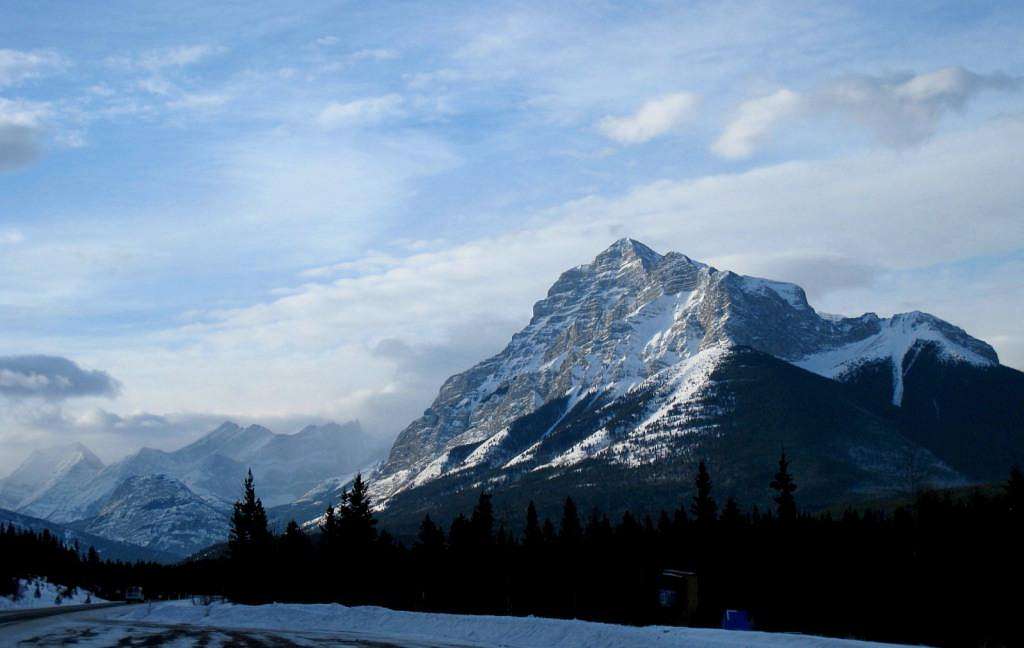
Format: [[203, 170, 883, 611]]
[[111, 600, 916, 647], [0, 578, 104, 610]]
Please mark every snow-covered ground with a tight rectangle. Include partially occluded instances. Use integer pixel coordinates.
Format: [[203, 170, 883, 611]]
[[107, 600, 915, 647], [0, 578, 104, 610]]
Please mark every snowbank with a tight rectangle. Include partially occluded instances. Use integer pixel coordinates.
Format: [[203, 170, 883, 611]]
[[114, 600, 913, 647], [0, 578, 105, 610]]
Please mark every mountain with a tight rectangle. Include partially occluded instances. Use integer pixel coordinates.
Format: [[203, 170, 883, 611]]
[[71, 474, 231, 558], [0, 443, 104, 518], [15, 420, 383, 526], [369, 239, 1022, 529], [0, 507, 176, 564]]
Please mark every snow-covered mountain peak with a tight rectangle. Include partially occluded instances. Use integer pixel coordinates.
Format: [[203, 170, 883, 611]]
[[593, 237, 663, 271], [0, 442, 105, 513], [373, 239, 1003, 505], [176, 421, 275, 462]]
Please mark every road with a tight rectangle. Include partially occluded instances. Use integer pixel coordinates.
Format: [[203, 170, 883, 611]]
[[0, 604, 476, 647]]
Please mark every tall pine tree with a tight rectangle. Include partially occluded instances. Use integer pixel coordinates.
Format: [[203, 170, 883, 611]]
[[338, 473, 377, 548], [770, 450, 798, 522], [470, 492, 495, 547], [229, 469, 271, 560], [559, 497, 583, 547], [523, 501, 543, 548], [691, 460, 718, 524]]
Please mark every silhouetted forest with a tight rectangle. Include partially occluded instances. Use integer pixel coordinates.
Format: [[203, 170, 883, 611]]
[[4, 457, 1023, 648]]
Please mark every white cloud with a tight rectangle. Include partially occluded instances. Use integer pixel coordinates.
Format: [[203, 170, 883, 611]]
[[0, 49, 64, 87], [0, 230, 25, 245], [714, 67, 1019, 158], [166, 92, 232, 110], [712, 89, 802, 159], [108, 44, 224, 71], [597, 93, 700, 144], [317, 94, 405, 128], [347, 48, 399, 62]]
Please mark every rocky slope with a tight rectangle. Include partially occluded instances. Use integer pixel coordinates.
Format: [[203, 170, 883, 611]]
[[72, 474, 231, 558]]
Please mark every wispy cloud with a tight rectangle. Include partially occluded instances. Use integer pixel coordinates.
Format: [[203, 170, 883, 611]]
[[597, 93, 700, 145], [0, 49, 64, 87], [106, 44, 224, 71], [713, 67, 1020, 158], [317, 94, 405, 128], [712, 89, 802, 159]]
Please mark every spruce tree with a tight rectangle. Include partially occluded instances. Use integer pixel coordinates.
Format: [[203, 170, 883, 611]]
[[1006, 465, 1024, 518], [691, 460, 718, 524], [415, 515, 446, 553], [338, 473, 377, 548], [283, 519, 308, 556], [523, 501, 543, 548], [320, 502, 341, 548], [470, 492, 495, 547], [541, 518, 557, 545], [448, 514, 472, 551], [770, 451, 798, 522], [229, 469, 271, 560], [559, 497, 583, 547]]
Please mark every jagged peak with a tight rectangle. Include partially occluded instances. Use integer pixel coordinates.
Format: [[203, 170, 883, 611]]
[[594, 238, 662, 270]]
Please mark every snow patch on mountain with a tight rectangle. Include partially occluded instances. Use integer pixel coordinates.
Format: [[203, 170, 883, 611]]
[[795, 311, 996, 405]]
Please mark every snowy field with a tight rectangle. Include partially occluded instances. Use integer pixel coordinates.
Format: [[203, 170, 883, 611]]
[[0, 599, 925, 647], [0, 578, 104, 610], [106, 600, 913, 647]]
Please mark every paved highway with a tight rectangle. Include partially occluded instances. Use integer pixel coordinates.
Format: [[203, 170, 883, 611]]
[[0, 603, 476, 646]]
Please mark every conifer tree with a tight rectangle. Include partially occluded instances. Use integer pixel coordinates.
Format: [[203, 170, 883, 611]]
[[523, 501, 543, 548], [448, 513, 472, 551], [1006, 465, 1024, 518], [415, 515, 446, 553], [559, 497, 583, 547], [229, 469, 271, 560], [770, 451, 798, 522], [283, 519, 309, 556], [691, 460, 718, 524], [320, 502, 341, 548], [338, 473, 377, 548], [470, 492, 495, 547], [541, 518, 557, 545], [721, 496, 742, 527]]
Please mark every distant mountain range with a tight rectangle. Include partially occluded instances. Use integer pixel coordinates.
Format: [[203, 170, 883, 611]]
[[0, 506, 176, 563], [367, 239, 1024, 531], [5, 239, 1021, 554], [0, 421, 387, 559]]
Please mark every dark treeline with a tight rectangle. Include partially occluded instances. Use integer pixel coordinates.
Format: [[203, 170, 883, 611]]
[[4, 458, 1023, 647], [224, 456, 1024, 647], [0, 523, 211, 603]]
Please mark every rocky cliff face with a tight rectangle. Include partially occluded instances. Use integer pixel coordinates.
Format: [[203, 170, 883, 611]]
[[370, 239, 1014, 521]]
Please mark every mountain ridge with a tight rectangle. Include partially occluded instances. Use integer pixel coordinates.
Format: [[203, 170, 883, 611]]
[[368, 239, 1019, 523]]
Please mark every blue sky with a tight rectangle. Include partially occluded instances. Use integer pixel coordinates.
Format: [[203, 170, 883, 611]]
[[1, 1, 1023, 469]]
